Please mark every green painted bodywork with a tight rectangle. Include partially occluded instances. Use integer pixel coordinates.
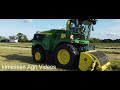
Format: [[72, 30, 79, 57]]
[[32, 29, 90, 51]]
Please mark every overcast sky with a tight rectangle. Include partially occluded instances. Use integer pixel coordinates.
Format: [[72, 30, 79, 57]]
[[0, 19, 120, 40]]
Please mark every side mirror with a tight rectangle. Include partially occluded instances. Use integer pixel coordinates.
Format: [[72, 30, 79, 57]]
[[93, 46, 95, 50], [92, 19, 97, 25], [92, 26, 94, 31]]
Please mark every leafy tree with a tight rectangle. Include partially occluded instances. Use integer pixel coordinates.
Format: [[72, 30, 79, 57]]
[[0, 36, 2, 42], [9, 35, 17, 40], [90, 38, 101, 43], [22, 35, 28, 42], [17, 33, 28, 42], [17, 33, 24, 42]]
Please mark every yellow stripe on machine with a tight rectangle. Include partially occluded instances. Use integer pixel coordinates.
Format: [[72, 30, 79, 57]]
[[101, 62, 111, 71]]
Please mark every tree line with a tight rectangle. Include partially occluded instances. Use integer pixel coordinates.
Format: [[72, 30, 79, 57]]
[[90, 38, 120, 43], [0, 33, 32, 43], [0, 32, 120, 43]]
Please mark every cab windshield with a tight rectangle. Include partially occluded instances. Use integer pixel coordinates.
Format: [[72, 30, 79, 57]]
[[81, 20, 92, 40], [70, 20, 93, 40]]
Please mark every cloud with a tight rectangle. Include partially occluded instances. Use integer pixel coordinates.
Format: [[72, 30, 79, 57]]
[[111, 19, 120, 23], [91, 32, 120, 40], [101, 33, 120, 40], [90, 19, 120, 39], [34, 24, 65, 32], [103, 19, 120, 39], [24, 19, 32, 23]]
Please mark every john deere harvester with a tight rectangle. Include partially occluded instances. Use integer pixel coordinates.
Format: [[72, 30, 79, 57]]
[[32, 19, 111, 71]]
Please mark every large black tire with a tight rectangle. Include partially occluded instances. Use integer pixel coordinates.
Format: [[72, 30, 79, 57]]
[[33, 47, 45, 63], [54, 43, 79, 69]]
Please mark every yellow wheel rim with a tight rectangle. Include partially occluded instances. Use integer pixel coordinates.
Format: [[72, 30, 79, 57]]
[[35, 52, 41, 61], [57, 49, 70, 65]]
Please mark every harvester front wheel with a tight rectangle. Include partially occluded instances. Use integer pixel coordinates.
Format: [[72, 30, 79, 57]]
[[54, 43, 79, 69], [33, 47, 45, 63]]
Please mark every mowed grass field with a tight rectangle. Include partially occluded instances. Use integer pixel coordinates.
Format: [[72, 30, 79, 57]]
[[0, 43, 120, 71], [0, 43, 66, 71], [92, 43, 120, 71]]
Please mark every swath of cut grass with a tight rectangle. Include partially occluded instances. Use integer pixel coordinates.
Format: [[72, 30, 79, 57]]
[[110, 60, 120, 71], [0, 46, 68, 71], [91, 43, 120, 49], [96, 49, 120, 54], [0, 43, 32, 48]]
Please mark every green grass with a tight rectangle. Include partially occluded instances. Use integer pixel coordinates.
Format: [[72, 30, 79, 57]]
[[110, 60, 120, 71], [0, 43, 32, 48], [92, 43, 120, 71], [91, 43, 120, 54], [96, 49, 120, 54], [0, 45, 67, 71], [91, 43, 120, 49], [0, 42, 120, 71]]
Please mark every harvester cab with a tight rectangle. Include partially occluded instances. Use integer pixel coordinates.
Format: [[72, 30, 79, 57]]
[[66, 19, 96, 40], [32, 19, 111, 71], [66, 19, 97, 51]]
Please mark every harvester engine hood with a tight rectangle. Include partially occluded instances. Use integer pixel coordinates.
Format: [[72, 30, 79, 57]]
[[79, 50, 111, 71]]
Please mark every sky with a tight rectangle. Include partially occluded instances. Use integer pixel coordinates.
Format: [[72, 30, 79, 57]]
[[0, 19, 120, 40]]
